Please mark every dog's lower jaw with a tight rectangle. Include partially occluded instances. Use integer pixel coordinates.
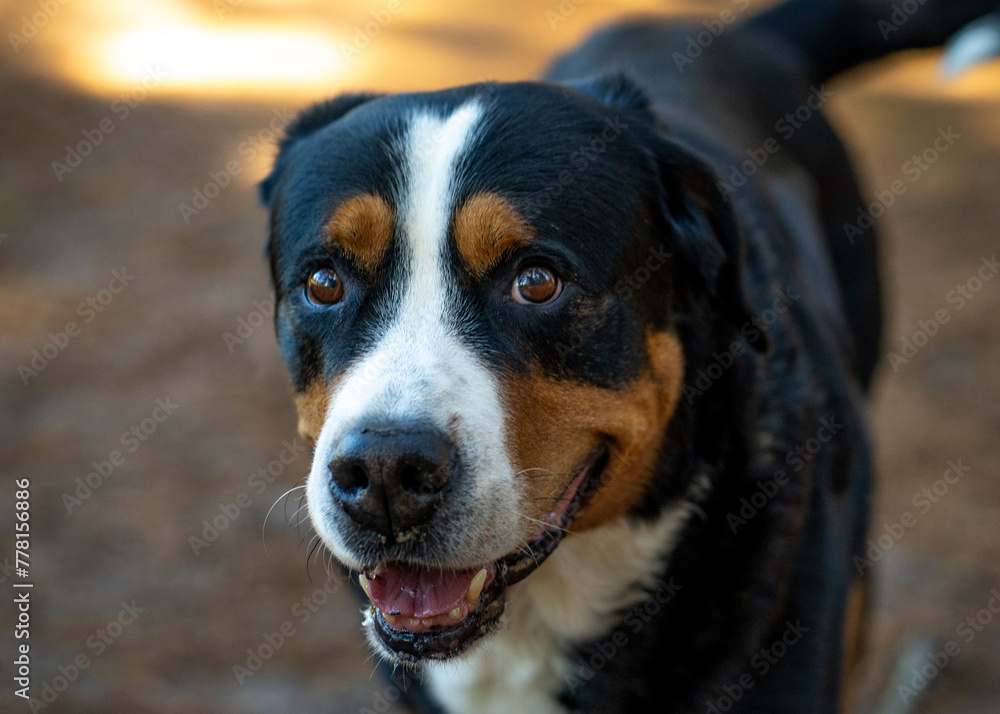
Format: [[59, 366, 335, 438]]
[[421, 504, 695, 714]]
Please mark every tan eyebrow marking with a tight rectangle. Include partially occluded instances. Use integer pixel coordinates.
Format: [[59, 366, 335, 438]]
[[323, 193, 394, 276], [452, 192, 534, 278]]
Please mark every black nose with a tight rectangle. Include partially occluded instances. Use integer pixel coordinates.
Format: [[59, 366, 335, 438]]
[[328, 423, 455, 537]]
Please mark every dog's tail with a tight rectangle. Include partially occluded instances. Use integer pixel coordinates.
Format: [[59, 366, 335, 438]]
[[943, 10, 1000, 77], [744, 0, 1000, 83]]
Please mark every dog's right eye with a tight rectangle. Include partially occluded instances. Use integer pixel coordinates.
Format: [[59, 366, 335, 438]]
[[512, 264, 562, 305], [306, 267, 344, 305]]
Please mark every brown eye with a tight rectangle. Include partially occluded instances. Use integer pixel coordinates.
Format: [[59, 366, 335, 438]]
[[512, 265, 561, 305], [306, 267, 344, 305]]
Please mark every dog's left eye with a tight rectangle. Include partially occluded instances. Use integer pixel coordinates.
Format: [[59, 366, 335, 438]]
[[306, 267, 344, 305], [512, 265, 562, 305]]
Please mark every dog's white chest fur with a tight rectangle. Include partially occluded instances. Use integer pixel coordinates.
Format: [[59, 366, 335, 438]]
[[424, 506, 691, 714]]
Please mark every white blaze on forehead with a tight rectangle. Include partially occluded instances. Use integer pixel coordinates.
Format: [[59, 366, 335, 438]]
[[348, 99, 486, 423], [306, 100, 523, 568], [402, 101, 483, 315]]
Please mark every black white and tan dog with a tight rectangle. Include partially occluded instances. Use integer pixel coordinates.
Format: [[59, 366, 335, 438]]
[[257, 1, 998, 711]]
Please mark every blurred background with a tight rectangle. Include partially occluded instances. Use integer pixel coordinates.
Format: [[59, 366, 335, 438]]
[[0, 0, 998, 712]]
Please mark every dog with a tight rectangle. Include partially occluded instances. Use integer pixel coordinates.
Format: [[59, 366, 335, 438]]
[[258, 1, 997, 711]]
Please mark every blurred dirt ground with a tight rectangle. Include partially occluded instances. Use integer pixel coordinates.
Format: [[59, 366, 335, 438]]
[[1, 1, 999, 713]]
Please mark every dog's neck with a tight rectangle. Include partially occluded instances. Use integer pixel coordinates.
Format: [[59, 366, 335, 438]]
[[424, 505, 693, 714]]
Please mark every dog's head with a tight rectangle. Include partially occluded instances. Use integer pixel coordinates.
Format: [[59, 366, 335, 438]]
[[260, 76, 759, 663]]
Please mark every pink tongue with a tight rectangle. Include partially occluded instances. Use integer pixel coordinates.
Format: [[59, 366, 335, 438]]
[[367, 564, 480, 619]]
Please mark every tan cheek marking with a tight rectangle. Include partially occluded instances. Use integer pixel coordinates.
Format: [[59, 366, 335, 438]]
[[293, 380, 332, 445], [323, 193, 394, 276], [452, 192, 534, 279], [503, 332, 685, 533]]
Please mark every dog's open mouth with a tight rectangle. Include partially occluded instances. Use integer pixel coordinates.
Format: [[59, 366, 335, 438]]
[[359, 443, 610, 663]]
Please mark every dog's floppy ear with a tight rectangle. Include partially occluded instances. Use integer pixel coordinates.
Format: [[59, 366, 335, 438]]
[[259, 92, 383, 205], [570, 73, 767, 351], [653, 136, 770, 352]]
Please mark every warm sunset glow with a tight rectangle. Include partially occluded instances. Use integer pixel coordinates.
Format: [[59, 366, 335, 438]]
[[19, 0, 1000, 100], [102, 25, 346, 92]]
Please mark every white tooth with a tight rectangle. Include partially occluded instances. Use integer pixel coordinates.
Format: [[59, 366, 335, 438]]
[[466, 568, 488, 604], [409, 618, 421, 628], [421, 619, 432, 627], [449, 606, 463, 620], [359, 574, 371, 598]]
